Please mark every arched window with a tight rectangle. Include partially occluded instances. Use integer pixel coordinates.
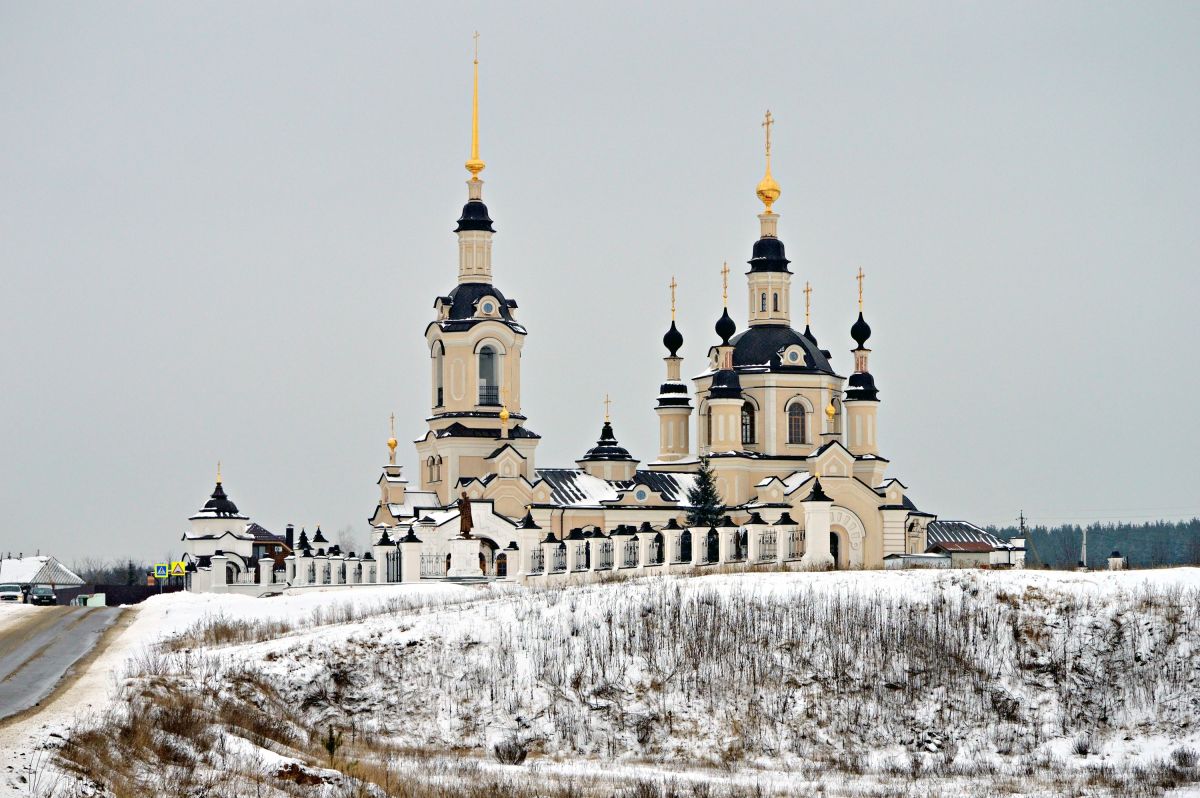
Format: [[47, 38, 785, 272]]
[[427, 456, 436, 482], [772, 293, 779, 312], [704, 406, 712, 447], [432, 342, 445, 407], [788, 404, 807, 444], [478, 345, 500, 405], [760, 292, 768, 312], [741, 402, 756, 445], [435, 456, 443, 482]]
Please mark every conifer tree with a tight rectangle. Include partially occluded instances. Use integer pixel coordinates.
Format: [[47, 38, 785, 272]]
[[686, 456, 725, 528]]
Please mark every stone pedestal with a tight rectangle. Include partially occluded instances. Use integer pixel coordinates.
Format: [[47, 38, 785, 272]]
[[258, 557, 275, 587], [400, 538, 423, 582], [801, 499, 835, 570], [448, 536, 483, 578]]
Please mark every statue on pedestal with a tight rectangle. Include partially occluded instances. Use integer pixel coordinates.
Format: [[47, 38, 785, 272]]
[[458, 492, 474, 539]]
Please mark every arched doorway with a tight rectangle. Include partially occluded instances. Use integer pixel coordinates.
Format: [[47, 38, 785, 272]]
[[830, 531, 841, 570], [479, 538, 499, 576], [680, 530, 692, 562], [652, 532, 664, 564], [495, 553, 507, 578], [706, 529, 719, 563]]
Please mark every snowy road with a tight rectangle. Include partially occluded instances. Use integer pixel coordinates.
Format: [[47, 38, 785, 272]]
[[0, 606, 121, 721]]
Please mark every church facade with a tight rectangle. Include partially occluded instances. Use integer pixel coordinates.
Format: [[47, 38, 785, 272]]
[[181, 56, 935, 593]]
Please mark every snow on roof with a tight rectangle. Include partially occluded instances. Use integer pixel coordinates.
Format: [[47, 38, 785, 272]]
[[535, 469, 697, 508], [926, 520, 1002, 549], [385, 492, 444, 520], [0, 556, 84, 586], [929, 541, 995, 554], [782, 470, 813, 494]]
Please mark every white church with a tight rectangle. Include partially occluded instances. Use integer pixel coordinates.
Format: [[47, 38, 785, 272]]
[[181, 54, 941, 595]]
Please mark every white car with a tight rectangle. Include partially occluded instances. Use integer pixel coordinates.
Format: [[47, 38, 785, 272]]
[[0, 583, 22, 603]]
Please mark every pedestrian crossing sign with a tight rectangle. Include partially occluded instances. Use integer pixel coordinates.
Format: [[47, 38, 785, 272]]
[[154, 563, 168, 579], [170, 561, 187, 577]]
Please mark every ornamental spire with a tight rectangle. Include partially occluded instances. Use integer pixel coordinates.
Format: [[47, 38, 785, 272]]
[[857, 267, 864, 311], [755, 110, 781, 213], [465, 32, 486, 181], [216, 460, 222, 485], [387, 412, 398, 464]]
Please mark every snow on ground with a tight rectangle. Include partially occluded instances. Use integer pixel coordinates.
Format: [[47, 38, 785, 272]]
[[7, 568, 1200, 796]]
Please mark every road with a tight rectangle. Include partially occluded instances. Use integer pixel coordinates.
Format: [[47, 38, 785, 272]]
[[0, 606, 122, 721]]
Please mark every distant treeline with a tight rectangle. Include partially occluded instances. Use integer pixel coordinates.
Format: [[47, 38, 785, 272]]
[[988, 519, 1200, 569]]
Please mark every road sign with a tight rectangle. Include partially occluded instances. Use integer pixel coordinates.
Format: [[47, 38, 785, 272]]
[[170, 561, 186, 577], [154, 563, 168, 579]]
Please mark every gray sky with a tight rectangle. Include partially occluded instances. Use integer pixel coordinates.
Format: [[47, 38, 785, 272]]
[[2, 2, 1198, 562]]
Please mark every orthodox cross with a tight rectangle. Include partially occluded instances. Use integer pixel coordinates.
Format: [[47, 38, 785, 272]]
[[669, 275, 677, 320], [603, 393, 612, 422], [216, 460, 222, 484], [804, 281, 812, 326], [721, 261, 730, 306], [856, 267, 865, 310], [762, 110, 774, 159], [473, 30, 479, 62], [389, 412, 395, 437]]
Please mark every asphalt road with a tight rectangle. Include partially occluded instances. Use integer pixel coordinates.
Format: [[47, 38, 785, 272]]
[[0, 606, 121, 720]]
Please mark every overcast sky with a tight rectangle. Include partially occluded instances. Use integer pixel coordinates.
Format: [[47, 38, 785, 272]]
[[2, 2, 1198, 562]]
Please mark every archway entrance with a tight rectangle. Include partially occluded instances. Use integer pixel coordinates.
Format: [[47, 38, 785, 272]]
[[830, 531, 841, 570], [479, 538, 499, 576], [706, 529, 719, 563]]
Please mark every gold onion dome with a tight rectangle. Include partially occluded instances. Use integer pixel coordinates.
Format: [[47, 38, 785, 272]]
[[387, 437, 398, 450], [756, 171, 780, 213], [499, 406, 510, 422], [826, 402, 836, 421]]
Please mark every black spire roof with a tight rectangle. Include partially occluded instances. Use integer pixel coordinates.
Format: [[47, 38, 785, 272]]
[[201, 482, 240, 517], [845, 371, 879, 401], [454, 199, 495, 232], [580, 421, 635, 462], [517, 509, 541, 529], [663, 320, 683, 357], [804, 477, 831, 503], [747, 236, 791, 273], [715, 307, 736, 345], [312, 527, 328, 544], [851, 312, 872, 349], [803, 324, 818, 346]]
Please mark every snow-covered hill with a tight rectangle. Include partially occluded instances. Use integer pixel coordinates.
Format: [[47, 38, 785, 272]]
[[19, 570, 1200, 797]]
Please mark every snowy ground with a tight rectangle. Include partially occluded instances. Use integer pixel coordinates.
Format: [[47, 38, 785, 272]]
[[6, 570, 1200, 797]]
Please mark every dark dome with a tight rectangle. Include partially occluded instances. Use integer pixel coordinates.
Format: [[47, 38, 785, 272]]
[[715, 307, 736, 345], [846, 371, 879, 401], [454, 199, 495, 232], [202, 482, 240, 516], [663, 320, 683, 356], [444, 283, 515, 321], [730, 325, 835, 374], [851, 312, 872, 348], [747, 236, 791, 273], [803, 324, 818, 346], [709, 368, 743, 399], [580, 421, 635, 461]]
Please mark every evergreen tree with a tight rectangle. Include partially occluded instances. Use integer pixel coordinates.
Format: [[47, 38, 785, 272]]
[[686, 457, 725, 528]]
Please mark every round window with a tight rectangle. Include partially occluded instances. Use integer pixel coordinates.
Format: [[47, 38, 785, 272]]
[[788, 351, 800, 363], [482, 301, 495, 314], [635, 489, 648, 501]]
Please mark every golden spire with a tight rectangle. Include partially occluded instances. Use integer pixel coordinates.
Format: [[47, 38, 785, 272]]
[[669, 275, 677, 321], [387, 413, 398, 463], [465, 32, 486, 181], [216, 460, 222, 485], [604, 393, 612, 422], [721, 261, 730, 307], [856, 267, 865, 311], [755, 110, 781, 213], [804, 281, 812, 326]]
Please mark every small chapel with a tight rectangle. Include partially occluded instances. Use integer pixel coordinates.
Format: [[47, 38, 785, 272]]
[[180, 49, 936, 593]]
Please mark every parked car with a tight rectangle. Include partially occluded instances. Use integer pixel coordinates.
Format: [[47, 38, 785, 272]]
[[29, 585, 57, 606], [0, 583, 22, 603]]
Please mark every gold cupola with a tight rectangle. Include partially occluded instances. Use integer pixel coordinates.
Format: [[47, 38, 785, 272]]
[[755, 110, 780, 213]]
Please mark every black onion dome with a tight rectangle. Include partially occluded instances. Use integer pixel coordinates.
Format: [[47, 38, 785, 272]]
[[729, 325, 835, 374], [851, 312, 872, 348], [202, 482, 240, 516], [715, 307, 736, 345], [518, 509, 541, 529], [454, 199, 495, 232], [845, 371, 879, 401], [708, 368, 743, 399], [748, 236, 791, 273], [580, 421, 635, 461], [663, 320, 683, 356], [803, 324, 818, 346]]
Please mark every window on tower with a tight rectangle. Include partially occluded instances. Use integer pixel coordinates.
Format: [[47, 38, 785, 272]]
[[760, 293, 767, 312], [773, 293, 779, 312], [741, 402, 756, 445], [478, 345, 500, 405], [433, 342, 445, 408], [788, 404, 807, 445]]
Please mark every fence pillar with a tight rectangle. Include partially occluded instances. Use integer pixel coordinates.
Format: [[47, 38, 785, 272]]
[[800, 479, 835, 570], [400, 532, 422, 582]]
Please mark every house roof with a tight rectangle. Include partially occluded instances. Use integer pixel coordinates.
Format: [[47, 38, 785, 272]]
[[0, 556, 84, 587], [929, 540, 994, 554], [926, 520, 1002, 549], [534, 468, 697, 508]]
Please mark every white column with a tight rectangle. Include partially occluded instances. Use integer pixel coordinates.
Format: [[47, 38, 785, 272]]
[[801, 497, 835, 570], [257, 558, 275, 587], [400, 535, 423, 582]]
